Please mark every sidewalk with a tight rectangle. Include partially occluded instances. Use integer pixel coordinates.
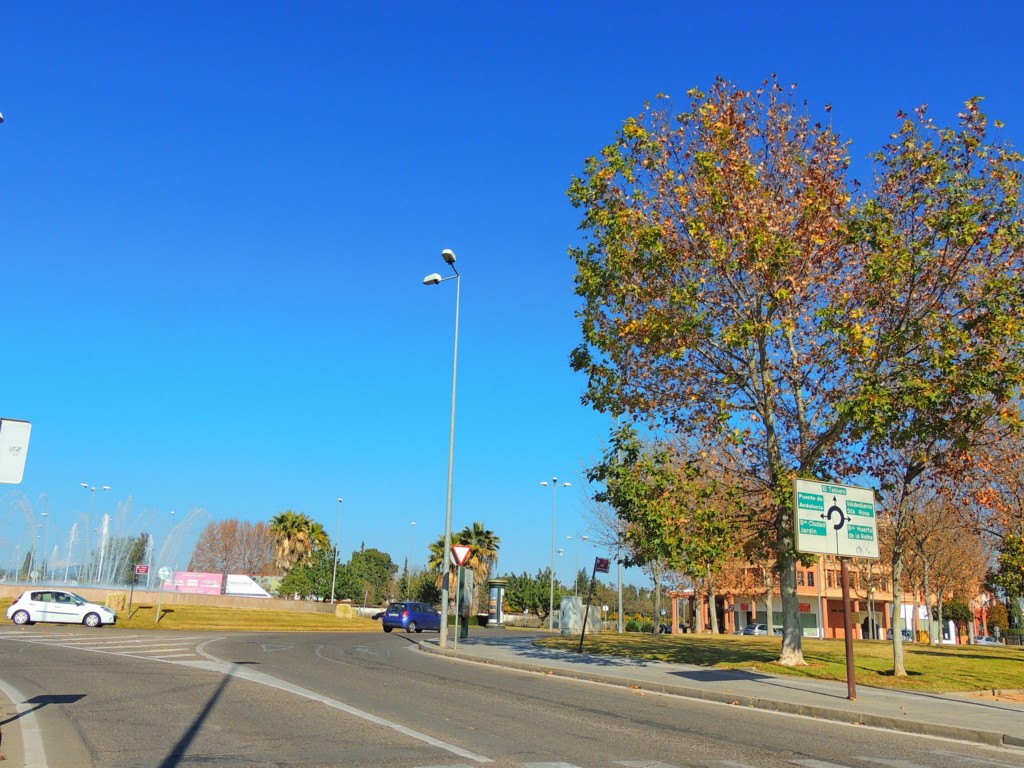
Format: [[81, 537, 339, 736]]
[[419, 631, 1024, 750]]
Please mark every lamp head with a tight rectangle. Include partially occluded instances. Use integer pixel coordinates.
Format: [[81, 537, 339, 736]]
[[442, 248, 456, 265], [423, 273, 443, 286], [337, 497, 344, 503]]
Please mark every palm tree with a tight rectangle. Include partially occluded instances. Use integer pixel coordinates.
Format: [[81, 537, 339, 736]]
[[270, 510, 320, 573], [428, 523, 501, 611], [459, 522, 500, 585], [459, 522, 500, 611]]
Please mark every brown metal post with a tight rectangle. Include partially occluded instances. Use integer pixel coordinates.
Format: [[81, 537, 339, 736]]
[[840, 557, 857, 700]]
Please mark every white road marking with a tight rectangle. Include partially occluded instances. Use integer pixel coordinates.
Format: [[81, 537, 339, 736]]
[[0, 676, 48, 768]]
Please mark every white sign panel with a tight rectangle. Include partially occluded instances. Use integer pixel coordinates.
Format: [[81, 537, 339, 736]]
[[0, 418, 32, 484], [794, 478, 878, 559]]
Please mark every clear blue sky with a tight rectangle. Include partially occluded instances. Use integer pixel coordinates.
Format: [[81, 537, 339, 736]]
[[2, 2, 1022, 588]]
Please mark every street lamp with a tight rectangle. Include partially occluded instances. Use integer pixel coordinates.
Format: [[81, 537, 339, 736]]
[[566, 534, 590, 596], [540, 478, 570, 631], [423, 248, 460, 648], [331, 498, 343, 604], [28, 524, 42, 582], [406, 521, 416, 598], [80, 483, 111, 583], [40, 512, 49, 582]]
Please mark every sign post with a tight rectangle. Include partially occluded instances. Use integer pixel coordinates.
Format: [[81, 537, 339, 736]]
[[794, 479, 878, 700], [578, 557, 610, 653], [155, 566, 172, 624], [451, 545, 472, 649], [128, 564, 149, 618]]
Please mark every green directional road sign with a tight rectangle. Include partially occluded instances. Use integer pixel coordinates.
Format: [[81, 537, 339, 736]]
[[794, 478, 878, 559]]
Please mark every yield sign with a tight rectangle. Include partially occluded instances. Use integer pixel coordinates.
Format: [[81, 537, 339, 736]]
[[451, 545, 472, 566]]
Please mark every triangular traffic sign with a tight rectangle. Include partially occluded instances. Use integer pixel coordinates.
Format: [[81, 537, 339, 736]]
[[451, 544, 472, 566]]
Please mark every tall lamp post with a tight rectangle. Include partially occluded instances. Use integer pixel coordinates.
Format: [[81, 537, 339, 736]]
[[566, 534, 589, 596], [80, 483, 111, 583], [540, 478, 570, 631], [331, 498, 343, 604], [406, 521, 416, 598], [423, 248, 460, 649]]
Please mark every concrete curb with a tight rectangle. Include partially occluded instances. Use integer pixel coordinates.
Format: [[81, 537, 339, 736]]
[[419, 643, 1020, 749]]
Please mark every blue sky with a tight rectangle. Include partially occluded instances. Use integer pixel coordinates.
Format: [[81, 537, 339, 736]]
[[2, 2, 1022, 588]]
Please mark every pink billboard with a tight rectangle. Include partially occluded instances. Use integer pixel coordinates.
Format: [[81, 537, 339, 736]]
[[162, 571, 223, 595]]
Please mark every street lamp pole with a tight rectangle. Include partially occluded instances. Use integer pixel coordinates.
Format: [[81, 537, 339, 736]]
[[540, 478, 570, 631], [423, 248, 460, 649], [406, 521, 416, 598], [80, 483, 110, 583], [331, 498, 343, 604]]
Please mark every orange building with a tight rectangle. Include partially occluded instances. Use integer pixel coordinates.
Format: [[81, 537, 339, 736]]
[[667, 556, 959, 642]]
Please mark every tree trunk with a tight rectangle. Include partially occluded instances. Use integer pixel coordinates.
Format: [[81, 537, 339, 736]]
[[891, 554, 907, 677], [652, 569, 662, 634], [923, 561, 935, 645], [708, 577, 719, 634], [777, 545, 806, 666]]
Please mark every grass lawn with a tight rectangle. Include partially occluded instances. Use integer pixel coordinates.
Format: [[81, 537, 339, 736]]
[[0, 598, 379, 632], [537, 632, 1024, 693]]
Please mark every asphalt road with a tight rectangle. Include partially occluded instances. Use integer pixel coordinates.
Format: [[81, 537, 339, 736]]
[[0, 626, 1021, 768]]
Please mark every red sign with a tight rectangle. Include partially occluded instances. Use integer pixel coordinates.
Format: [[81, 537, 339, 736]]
[[594, 557, 611, 574], [135, 564, 150, 575], [451, 545, 472, 566], [799, 603, 811, 613]]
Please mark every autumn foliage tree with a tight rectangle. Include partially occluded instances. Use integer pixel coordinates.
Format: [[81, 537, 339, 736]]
[[569, 77, 1024, 666], [189, 519, 275, 577]]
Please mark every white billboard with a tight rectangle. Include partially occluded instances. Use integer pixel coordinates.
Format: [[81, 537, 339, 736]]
[[0, 419, 31, 484]]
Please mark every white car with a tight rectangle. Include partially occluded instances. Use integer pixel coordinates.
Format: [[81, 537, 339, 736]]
[[973, 635, 1004, 646], [6, 589, 117, 628]]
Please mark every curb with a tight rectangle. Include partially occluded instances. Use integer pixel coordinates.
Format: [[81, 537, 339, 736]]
[[419, 643, 1020, 749]]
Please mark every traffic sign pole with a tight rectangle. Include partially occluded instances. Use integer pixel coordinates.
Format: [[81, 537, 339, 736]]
[[840, 558, 857, 700]]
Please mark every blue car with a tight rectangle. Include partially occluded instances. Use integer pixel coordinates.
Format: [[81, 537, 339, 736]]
[[381, 601, 442, 633]]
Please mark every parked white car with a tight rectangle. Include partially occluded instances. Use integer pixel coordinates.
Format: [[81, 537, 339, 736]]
[[6, 589, 117, 627], [973, 635, 1004, 646]]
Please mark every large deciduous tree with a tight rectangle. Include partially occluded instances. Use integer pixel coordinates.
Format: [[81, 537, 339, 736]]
[[569, 77, 1024, 666], [189, 519, 275, 577]]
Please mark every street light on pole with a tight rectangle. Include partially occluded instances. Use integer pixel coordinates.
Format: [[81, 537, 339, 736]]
[[406, 521, 416, 598], [423, 247, 460, 649], [331, 498, 343, 604], [80, 483, 110, 583], [40, 512, 49, 582], [566, 534, 589, 596], [540, 478, 570, 631]]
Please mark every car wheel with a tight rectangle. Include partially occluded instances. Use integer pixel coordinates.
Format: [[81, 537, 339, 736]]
[[83, 613, 102, 628], [11, 610, 31, 625], [383, 625, 393, 633], [406, 621, 417, 633]]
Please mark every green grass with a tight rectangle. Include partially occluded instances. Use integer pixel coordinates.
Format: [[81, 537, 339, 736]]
[[538, 632, 1024, 693], [0, 598, 379, 632]]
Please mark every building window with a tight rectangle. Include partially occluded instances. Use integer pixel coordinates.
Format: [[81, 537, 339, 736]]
[[807, 572, 815, 587], [797, 571, 805, 587]]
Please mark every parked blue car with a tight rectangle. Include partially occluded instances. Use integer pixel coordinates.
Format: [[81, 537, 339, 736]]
[[381, 601, 442, 633]]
